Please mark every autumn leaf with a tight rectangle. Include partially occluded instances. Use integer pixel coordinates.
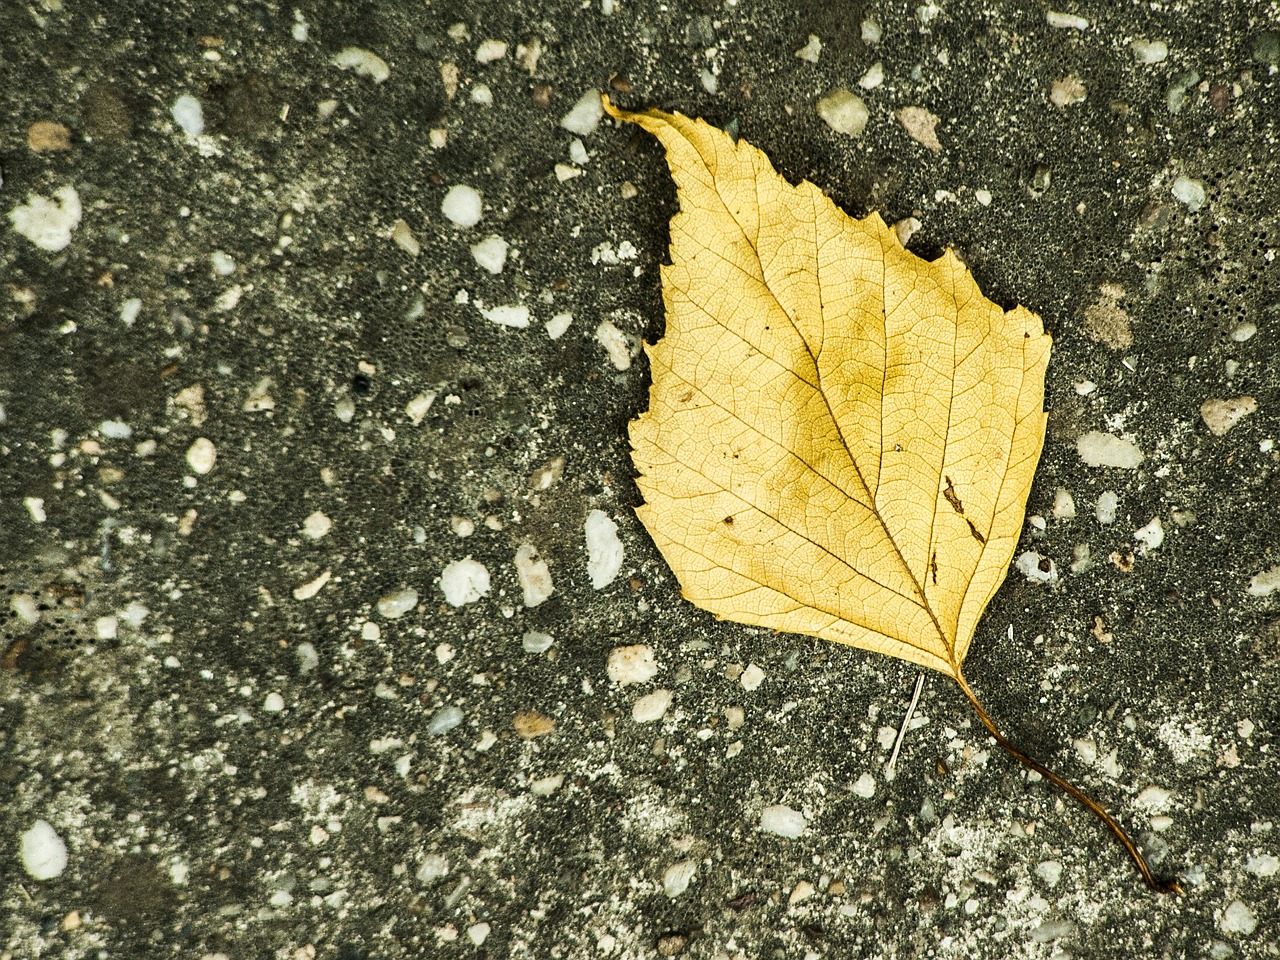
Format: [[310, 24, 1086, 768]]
[[604, 95, 1180, 894]]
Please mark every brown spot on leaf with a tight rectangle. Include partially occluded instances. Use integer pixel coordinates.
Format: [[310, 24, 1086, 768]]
[[942, 476, 964, 514], [966, 520, 987, 545]]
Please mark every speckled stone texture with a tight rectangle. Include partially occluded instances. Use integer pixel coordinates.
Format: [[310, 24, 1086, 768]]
[[2, 2, 1277, 958]]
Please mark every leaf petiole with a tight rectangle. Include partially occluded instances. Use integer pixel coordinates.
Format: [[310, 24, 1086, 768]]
[[953, 672, 1183, 895]]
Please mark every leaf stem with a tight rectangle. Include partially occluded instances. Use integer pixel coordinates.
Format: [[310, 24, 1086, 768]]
[[953, 673, 1182, 895]]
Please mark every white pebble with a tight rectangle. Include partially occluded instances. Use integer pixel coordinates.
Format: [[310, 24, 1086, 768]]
[[522, 630, 554, 654], [816, 89, 869, 137], [292, 570, 330, 601], [406, 391, 436, 424], [1052, 487, 1076, 519], [760, 804, 807, 839], [1134, 517, 1164, 553], [263, 692, 285, 713], [1134, 785, 1173, 812], [391, 219, 420, 256], [9, 185, 82, 252], [296, 642, 319, 674], [530, 774, 563, 796], [120, 297, 142, 325], [186, 437, 217, 474], [1016, 551, 1058, 583], [470, 235, 509, 273], [514, 543, 554, 607], [893, 217, 921, 247], [451, 516, 475, 538], [1200, 396, 1257, 436], [974, 188, 992, 206], [171, 94, 205, 136], [417, 853, 450, 882], [1131, 39, 1169, 64], [1230, 321, 1257, 342], [479, 303, 529, 328], [439, 558, 490, 606], [1073, 738, 1098, 766], [1076, 431, 1144, 468], [569, 138, 589, 165], [20, 820, 68, 880], [1045, 11, 1088, 29], [469, 83, 493, 106], [585, 509, 624, 588], [560, 88, 605, 136], [861, 17, 882, 43], [789, 881, 815, 904], [794, 34, 822, 62], [607, 644, 657, 685], [1171, 175, 1206, 212], [1247, 566, 1280, 598], [595, 320, 632, 370], [441, 185, 483, 227], [632, 689, 673, 723], [1096, 490, 1119, 524], [859, 61, 885, 90], [851, 772, 876, 798], [467, 922, 491, 946], [475, 39, 507, 64], [1246, 854, 1279, 876], [1035, 859, 1063, 886], [377, 587, 419, 619], [545, 313, 573, 340], [740, 663, 765, 692], [331, 47, 390, 83], [303, 510, 332, 539], [1220, 900, 1257, 936], [1031, 918, 1072, 939], [427, 705, 464, 736], [663, 859, 698, 897]]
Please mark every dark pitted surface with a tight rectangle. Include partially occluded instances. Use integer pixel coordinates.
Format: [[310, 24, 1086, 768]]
[[2, 2, 1277, 957]]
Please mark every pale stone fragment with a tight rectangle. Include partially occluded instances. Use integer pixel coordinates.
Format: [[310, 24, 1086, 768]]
[[895, 106, 942, 152], [816, 89, 869, 137], [1200, 396, 1256, 436], [760, 804, 806, 838]]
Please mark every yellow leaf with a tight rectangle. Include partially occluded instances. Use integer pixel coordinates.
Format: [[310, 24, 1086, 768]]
[[604, 96, 1050, 682], [605, 96, 1182, 894]]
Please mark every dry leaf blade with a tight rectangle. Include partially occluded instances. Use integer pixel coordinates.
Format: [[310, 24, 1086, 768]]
[[608, 98, 1050, 678]]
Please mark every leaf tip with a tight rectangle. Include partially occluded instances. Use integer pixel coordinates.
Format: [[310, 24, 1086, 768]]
[[601, 92, 631, 123]]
